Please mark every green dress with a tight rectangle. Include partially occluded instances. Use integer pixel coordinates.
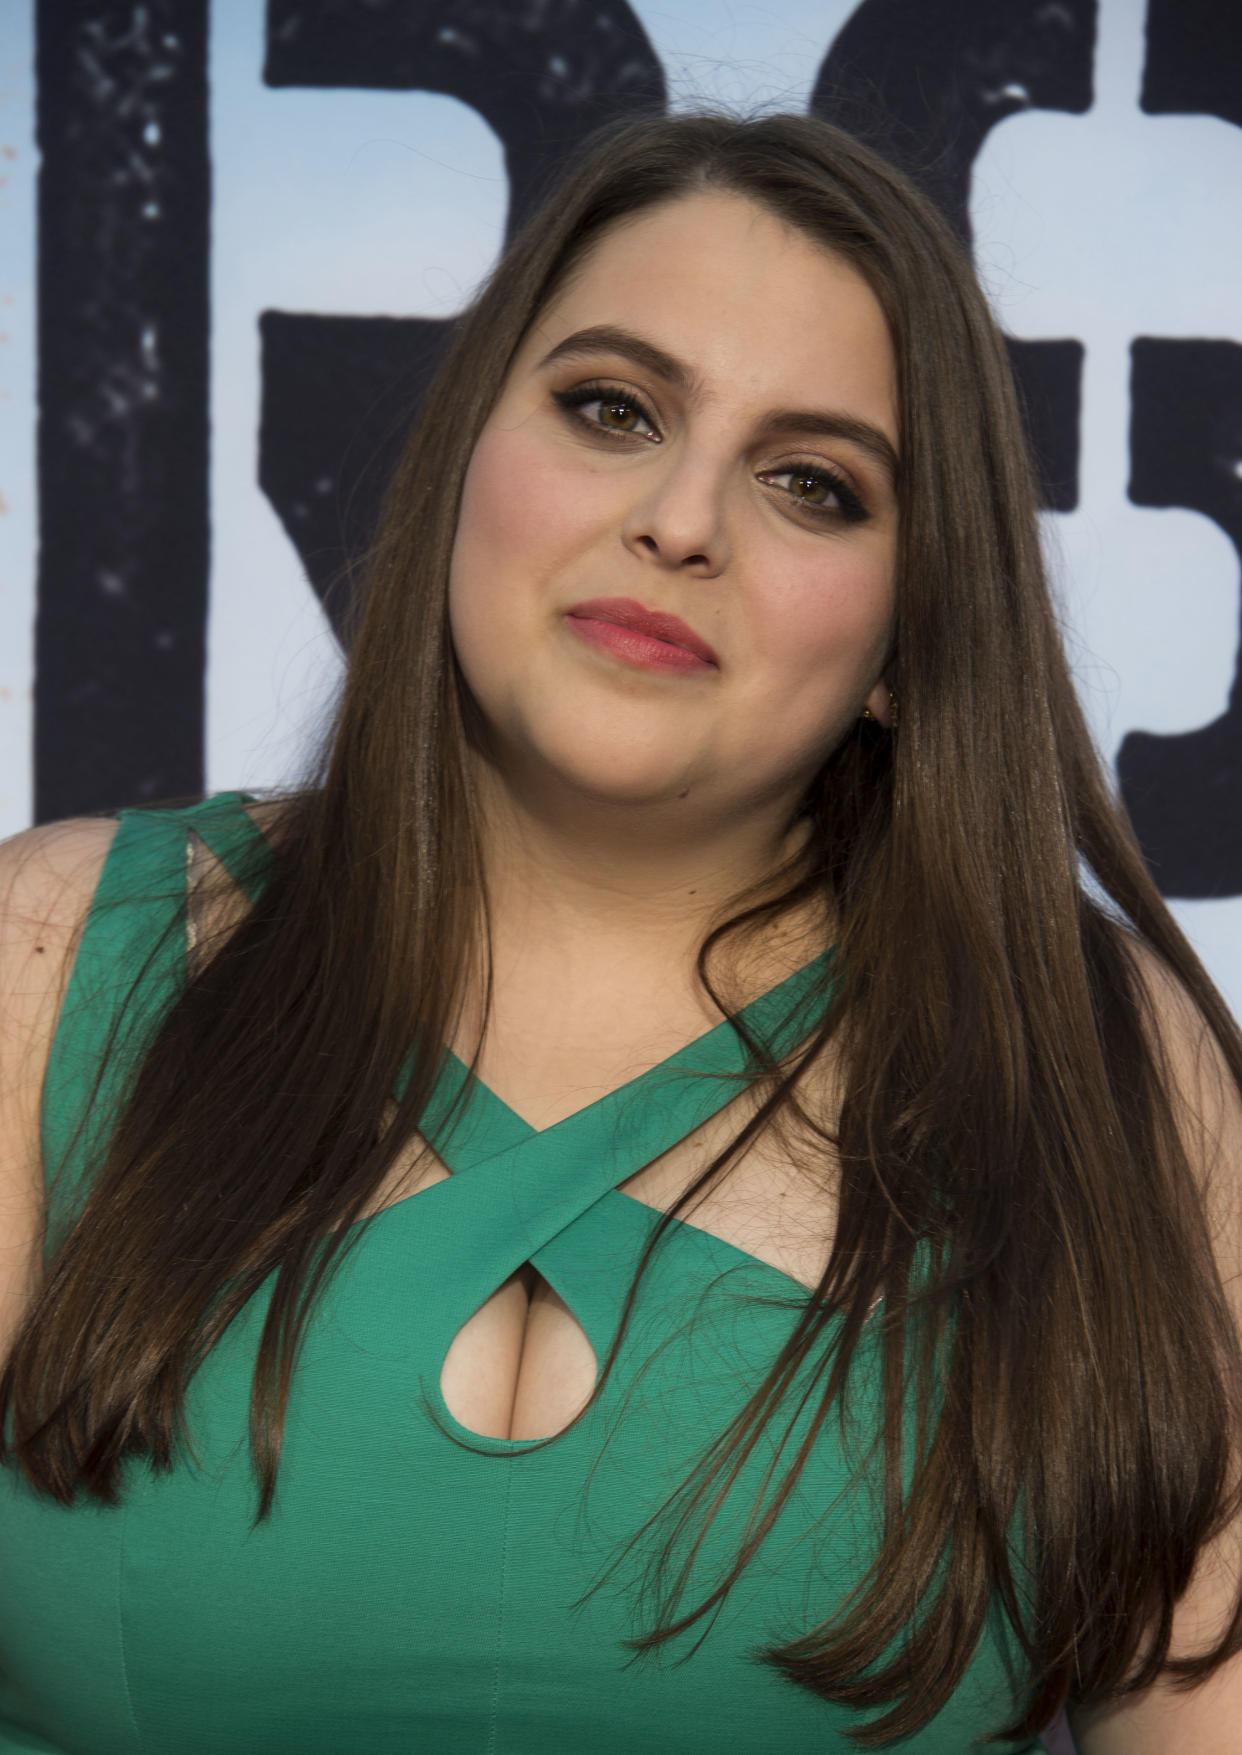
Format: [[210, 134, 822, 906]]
[[0, 795, 1040, 1752]]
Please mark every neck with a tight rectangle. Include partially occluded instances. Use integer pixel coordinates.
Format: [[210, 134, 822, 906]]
[[466, 751, 828, 1013]]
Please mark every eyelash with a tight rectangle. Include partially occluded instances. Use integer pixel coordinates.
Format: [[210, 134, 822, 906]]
[[550, 380, 871, 526]]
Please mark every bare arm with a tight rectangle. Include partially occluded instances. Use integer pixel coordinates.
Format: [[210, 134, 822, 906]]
[[0, 818, 116, 1359], [1074, 946, 1242, 1753]]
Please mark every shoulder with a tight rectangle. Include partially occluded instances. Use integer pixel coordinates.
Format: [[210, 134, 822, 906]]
[[1118, 935, 1242, 1221], [0, 815, 119, 989], [1113, 935, 1242, 1349], [0, 816, 119, 1350], [0, 813, 120, 1091], [1072, 933, 1242, 1752], [1115, 929, 1220, 1052]]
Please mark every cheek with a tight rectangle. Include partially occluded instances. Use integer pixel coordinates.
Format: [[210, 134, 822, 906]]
[[729, 544, 896, 773], [451, 419, 608, 605], [448, 418, 617, 714], [449, 426, 554, 691], [452, 426, 544, 591], [760, 551, 895, 688]]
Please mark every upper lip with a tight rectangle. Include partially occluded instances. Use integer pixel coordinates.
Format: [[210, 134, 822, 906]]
[[565, 597, 719, 666]]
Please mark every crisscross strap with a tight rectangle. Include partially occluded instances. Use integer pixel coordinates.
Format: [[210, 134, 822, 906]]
[[392, 954, 837, 1358], [40, 793, 268, 1247]]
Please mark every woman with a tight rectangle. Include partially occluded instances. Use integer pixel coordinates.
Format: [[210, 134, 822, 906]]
[[1, 111, 1240, 1753]]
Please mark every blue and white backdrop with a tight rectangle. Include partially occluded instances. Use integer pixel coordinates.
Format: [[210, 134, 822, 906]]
[[1, 0, 1241, 1012]]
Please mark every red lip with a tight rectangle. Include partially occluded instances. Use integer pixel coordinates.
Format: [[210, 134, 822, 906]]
[[564, 597, 719, 667]]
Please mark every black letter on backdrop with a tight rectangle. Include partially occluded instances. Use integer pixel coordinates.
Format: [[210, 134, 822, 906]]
[[1141, 0, 1242, 131], [1115, 0, 1242, 897], [810, 0, 1096, 513], [1118, 341, 1242, 897], [260, 0, 666, 638], [34, 2, 210, 820]]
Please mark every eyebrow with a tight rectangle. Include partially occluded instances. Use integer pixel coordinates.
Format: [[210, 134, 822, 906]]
[[536, 323, 900, 487]]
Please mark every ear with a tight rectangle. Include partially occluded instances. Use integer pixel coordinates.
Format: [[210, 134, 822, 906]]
[[862, 677, 894, 728]]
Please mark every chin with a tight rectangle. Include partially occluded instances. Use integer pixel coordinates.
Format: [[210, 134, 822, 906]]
[[556, 755, 702, 809], [509, 723, 703, 809]]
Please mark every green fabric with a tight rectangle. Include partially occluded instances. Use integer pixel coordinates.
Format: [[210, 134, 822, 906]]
[[0, 795, 1040, 1753]]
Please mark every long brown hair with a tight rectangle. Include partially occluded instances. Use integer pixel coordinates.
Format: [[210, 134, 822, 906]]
[[6, 112, 1242, 1746]]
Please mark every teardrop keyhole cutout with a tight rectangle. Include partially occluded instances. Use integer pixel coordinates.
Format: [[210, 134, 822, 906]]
[[440, 1266, 599, 1442]]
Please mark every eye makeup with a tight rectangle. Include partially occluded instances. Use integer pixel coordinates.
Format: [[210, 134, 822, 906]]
[[550, 378, 872, 526], [552, 381, 660, 441], [756, 463, 869, 525]]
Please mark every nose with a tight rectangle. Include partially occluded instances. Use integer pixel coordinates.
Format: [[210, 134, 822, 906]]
[[619, 447, 730, 578]]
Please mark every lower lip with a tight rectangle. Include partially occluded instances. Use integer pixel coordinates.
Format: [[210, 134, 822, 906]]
[[565, 614, 716, 675]]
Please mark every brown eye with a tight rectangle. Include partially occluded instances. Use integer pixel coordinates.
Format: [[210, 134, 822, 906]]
[[790, 471, 830, 505], [758, 462, 869, 525], [598, 399, 642, 432], [552, 383, 661, 443]]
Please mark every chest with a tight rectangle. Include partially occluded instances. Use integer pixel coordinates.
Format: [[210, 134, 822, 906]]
[[373, 1086, 839, 1444]]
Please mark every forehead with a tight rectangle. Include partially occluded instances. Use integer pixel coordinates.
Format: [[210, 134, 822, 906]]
[[523, 191, 898, 442]]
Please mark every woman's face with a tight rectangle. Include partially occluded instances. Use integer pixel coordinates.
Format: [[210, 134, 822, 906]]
[[449, 190, 899, 827]]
